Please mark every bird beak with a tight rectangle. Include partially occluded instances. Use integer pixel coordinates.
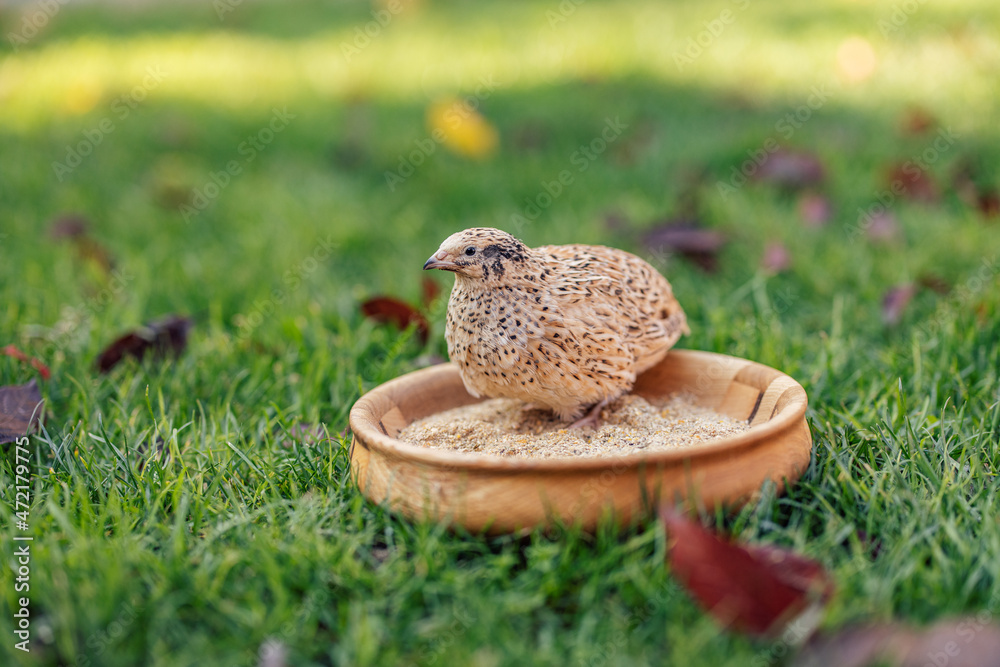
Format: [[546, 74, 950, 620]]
[[423, 250, 458, 271]]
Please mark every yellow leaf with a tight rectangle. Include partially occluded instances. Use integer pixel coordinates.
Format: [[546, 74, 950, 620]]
[[427, 96, 498, 160]]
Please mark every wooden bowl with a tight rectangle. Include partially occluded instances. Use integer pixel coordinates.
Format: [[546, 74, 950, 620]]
[[349, 350, 811, 534]]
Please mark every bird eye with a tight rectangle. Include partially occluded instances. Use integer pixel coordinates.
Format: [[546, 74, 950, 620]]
[[464, 246, 476, 256]]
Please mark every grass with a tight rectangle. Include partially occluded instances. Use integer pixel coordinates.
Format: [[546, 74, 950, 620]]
[[1, 0, 999, 664]]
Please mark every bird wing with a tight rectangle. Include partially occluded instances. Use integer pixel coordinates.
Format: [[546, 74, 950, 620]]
[[535, 244, 687, 375]]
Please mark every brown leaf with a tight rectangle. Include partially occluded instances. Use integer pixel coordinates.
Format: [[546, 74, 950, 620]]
[[753, 149, 825, 189], [421, 277, 442, 309], [48, 213, 115, 274], [898, 107, 936, 136], [1, 345, 52, 380], [882, 284, 918, 326], [361, 297, 430, 345], [48, 213, 91, 240], [977, 189, 1000, 219], [136, 436, 170, 471], [866, 211, 903, 244], [917, 273, 951, 295], [886, 163, 938, 203], [797, 192, 833, 227], [952, 158, 999, 220], [96, 314, 193, 373], [761, 242, 791, 274], [642, 220, 726, 273], [662, 508, 832, 637], [794, 619, 1000, 667], [0, 379, 44, 445], [278, 422, 328, 449]]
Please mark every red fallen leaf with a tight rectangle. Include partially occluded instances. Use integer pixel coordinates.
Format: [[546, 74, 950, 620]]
[[882, 284, 918, 326], [96, 314, 193, 373], [662, 508, 832, 637], [0, 379, 44, 445], [761, 242, 791, 274], [797, 192, 832, 227], [753, 149, 825, 189], [361, 297, 430, 345], [886, 163, 938, 203], [977, 188, 1000, 219], [898, 107, 936, 136], [642, 220, 727, 273], [793, 619, 1000, 667], [421, 276, 442, 309], [1, 345, 52, 380]]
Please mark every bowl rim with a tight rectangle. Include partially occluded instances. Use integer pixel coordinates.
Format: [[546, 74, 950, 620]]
[[349, 349, 808, 472]]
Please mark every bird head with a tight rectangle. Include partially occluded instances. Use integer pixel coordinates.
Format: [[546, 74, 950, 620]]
[[423, 228, 530, 283]]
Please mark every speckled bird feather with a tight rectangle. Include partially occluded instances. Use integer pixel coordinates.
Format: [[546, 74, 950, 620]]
[[426, 228, 688, 421]]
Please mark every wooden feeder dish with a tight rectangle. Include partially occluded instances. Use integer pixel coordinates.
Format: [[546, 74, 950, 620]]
[[349, 350, 811, 534]]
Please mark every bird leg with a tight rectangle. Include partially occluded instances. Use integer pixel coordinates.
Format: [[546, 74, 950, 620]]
[[568, 398, 611, 430]]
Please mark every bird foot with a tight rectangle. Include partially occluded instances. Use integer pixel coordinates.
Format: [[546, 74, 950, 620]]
[[568, 399, 610, 430]]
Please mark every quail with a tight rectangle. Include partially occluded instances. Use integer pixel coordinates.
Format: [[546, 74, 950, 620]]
[[423, 228, 688, 428]]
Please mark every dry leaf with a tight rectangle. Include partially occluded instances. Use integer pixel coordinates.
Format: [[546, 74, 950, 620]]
[[794, 619, 1000, 667], [662, 509, 832, 637], [361, 297, 430, 345], [48, 213, 91, 240], [761, 242, 791, 274], [866, 211, 902, 244], [952, 158, 1000, 221], [1, 345, 52, 380], [797, 192, 833, 227], [0, 379, 44, 445], [886, 163, 938, 203], [96, 314, 193, 373], [48, 213, 115, 274], [917, 273, 951, 295], [427, 97, 498, 160], [899, 107, 936, 136], [754, 150, 825, 189], [882, 284, 918, 326], [642, 220, 726, 273]]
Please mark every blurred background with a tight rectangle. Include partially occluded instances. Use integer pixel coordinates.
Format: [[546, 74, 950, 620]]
[[1, 0, 998, 389], [2, 3, 1000, 665]]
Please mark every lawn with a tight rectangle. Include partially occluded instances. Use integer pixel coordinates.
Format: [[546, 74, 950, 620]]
[[1, 0, 999, 665]]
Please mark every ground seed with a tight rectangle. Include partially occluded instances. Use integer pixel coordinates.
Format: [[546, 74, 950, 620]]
[[398, 394, 750, 459]]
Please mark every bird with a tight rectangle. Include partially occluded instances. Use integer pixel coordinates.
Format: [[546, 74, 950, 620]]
[[423, 227, 688, 429]]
